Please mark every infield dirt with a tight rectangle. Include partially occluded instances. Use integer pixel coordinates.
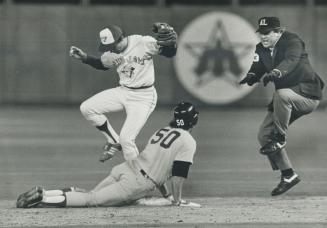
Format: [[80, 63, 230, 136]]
[[1, 196, 326, 227]]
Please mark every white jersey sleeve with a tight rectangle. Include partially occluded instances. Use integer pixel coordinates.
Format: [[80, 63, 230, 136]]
[[175, 135, 196, 164], [141, 35, 160, 56], [100, 52, 122, 68]]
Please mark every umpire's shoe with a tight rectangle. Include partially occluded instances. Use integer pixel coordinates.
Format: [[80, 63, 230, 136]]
[[99, 143, 122, 162], [16, 186, 43, 208], [271, 173, 301, 196]]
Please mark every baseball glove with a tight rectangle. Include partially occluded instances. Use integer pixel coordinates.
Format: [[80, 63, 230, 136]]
[[152, 22, 177, 47]]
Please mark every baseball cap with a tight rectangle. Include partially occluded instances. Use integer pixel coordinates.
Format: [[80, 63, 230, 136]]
[[256, 17, 281, 34], [98, 25, 124, 52]]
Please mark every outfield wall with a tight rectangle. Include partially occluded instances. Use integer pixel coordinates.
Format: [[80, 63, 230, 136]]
[[0, 5, 326, 106]]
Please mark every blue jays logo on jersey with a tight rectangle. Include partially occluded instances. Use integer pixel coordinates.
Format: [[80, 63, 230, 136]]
[[174, 12, 259, 105], [120, 54, 152, 78]]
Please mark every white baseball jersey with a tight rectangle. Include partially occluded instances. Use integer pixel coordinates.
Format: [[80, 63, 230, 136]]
[[133, 126, 197, 185], [101, 35, 160, 88], [63, 126, 195, 207]]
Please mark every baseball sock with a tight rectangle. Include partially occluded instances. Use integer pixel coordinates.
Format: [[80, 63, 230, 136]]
[[41, 187, 83, 208], [41, 195, 66, 207], [96, 121, 119, 143], [41, 189, 66, 207], [281, 168, 294, 177]]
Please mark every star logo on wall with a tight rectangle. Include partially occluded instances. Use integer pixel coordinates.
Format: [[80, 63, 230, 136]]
[[183, 20, 254, 88], [174, 12, 259, 105]]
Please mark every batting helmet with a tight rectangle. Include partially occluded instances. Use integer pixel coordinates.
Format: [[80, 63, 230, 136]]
[[170, 101, 199, 130]]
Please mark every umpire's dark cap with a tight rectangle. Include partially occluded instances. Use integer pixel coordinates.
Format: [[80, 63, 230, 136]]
[[256, 17, 281, 34], [98, 25, 124, 52]]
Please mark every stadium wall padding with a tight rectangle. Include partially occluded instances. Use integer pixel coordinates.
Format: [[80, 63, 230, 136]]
[[0, 5, 326, 106]]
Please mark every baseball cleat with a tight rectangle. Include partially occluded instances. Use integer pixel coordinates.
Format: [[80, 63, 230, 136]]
[[99, 143, 122, 162], [16, 186, 43, 208], [271, 173, 301, 196]]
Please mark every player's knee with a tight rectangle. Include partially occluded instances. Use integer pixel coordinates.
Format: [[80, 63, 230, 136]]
[[274, 89, 290, 103], [80, 101, 92, 117]]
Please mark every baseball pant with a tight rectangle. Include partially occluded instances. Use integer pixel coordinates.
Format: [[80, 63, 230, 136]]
[[80, 86, 157, 160], [257, 88, 320, 170], [65, 162, 156, 207]]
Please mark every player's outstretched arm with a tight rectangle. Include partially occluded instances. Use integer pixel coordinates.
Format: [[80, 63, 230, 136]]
[[69, 46, 108, 71], [70, 46, 87, 61]]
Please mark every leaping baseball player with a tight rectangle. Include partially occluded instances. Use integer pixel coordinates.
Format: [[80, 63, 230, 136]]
[[16, 102, 200, 208], [69, 23, 178, 162]]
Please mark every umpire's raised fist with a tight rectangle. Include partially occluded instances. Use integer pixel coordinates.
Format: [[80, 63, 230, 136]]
[[239, 73, 260, 86]]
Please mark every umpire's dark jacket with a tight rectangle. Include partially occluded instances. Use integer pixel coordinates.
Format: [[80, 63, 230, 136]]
[[249, 31, 324, 100]]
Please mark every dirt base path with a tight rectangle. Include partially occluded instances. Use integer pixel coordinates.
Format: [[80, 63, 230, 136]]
[[1, 196, 326, 227]]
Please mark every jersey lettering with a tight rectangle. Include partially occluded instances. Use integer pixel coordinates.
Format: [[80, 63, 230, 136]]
[[160, 131, 181, 149], [150, 128, 169, 144], [126, 55, 152, 66], [150, 128, 181, 149]]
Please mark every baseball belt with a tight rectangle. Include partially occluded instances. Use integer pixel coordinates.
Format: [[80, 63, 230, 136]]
[[124, 84, 153, 90], [139, 169, 159, 187], [131, 160, 159, 187]]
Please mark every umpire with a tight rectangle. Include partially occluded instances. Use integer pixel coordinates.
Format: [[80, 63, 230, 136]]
[[240, 16, 324, 196]]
